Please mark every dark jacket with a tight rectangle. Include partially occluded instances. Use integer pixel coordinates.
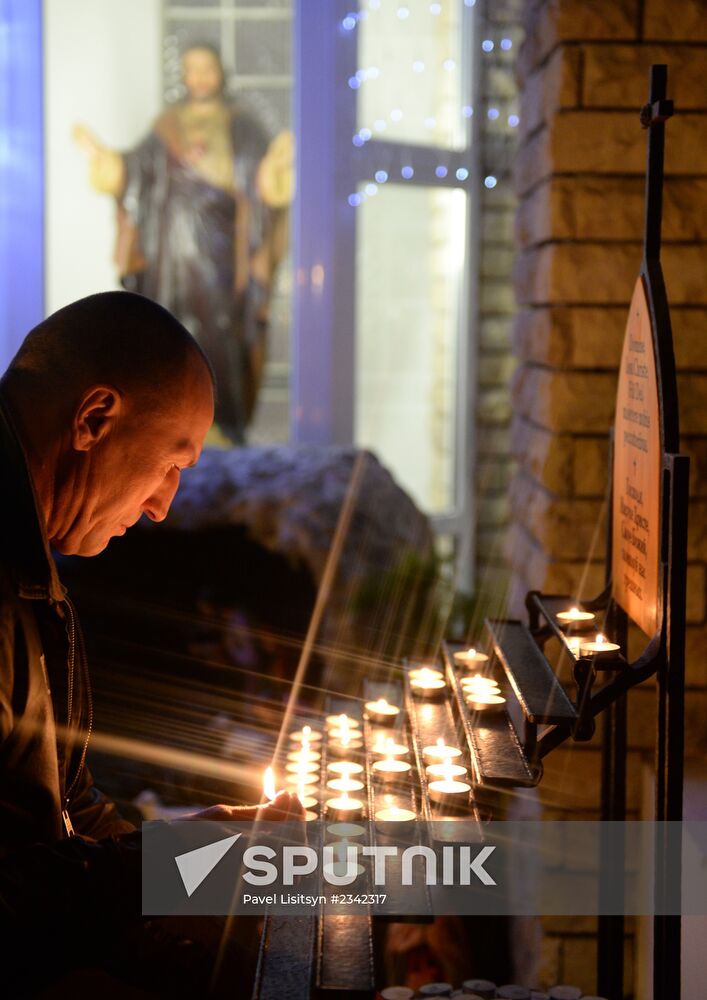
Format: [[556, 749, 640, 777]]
[[0, 395, 141, 984]]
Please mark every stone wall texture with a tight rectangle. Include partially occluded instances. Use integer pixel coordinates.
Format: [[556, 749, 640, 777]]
[[506, 0, 707, 994]]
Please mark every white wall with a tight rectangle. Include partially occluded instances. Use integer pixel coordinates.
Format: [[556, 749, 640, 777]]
[[43, 0, 162, 314]]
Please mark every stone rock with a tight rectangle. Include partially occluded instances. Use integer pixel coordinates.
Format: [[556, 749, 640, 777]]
[[161, 446, 433, 591]]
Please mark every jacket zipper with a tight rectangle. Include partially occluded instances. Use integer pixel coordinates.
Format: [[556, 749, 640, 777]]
[[62, 595, 93, 837]]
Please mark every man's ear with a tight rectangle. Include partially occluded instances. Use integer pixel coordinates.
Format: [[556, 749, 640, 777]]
[[72, 385, 123, 451]]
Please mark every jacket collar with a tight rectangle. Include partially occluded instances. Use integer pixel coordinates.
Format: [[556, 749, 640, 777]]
[[0, 394, 65, 603]]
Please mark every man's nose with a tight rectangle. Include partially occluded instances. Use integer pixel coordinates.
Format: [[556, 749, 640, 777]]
[[142, 471, 180, 523]]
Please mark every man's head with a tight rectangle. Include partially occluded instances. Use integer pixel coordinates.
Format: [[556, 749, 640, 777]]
[[182, 45, 225, 103], [1, 291, 214, 556]]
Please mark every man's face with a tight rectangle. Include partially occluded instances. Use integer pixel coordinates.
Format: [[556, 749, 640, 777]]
[[52, 370, 214, 557], [183, 48, 224, 102]]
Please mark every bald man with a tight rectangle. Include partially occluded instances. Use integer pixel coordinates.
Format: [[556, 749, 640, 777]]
[[0, 291, 299, 990]]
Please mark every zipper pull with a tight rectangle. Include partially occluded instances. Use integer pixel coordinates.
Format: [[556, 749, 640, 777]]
[[62, 806, 75, 838]]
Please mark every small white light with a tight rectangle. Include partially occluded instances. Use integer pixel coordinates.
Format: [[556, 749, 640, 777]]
[[342, 15, 357, 31], [365, 182, 378, 196], [348, 193, 362, 207], [484, 174, 497, 188], [443, 59, 456, 71], [435, 165, 448, 178], [397, 5, 410, 18], [462, 105, 473, 118], [401, 165, 414, 179], [374, 119, 387, 131], [352, 134, 364, 147], [359, 127, 372, 141], [482, 39, 494, 52], [367, 66, 380, 79], [390, 108, 403, 122], [413, 60, 425, 73], [430, 2, 442, 13], [375, 170, 388, 183], [500, 37, 513, 50], [508, 114, 520, 127], [348, 76, 360, 90], [456, 167, 469, 181], [487, 107, 500, 120], [424, 116, 437, 128], [355, 69, 367, 82]]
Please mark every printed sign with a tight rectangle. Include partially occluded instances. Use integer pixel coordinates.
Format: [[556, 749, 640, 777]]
[[612, 277, 662, 636]]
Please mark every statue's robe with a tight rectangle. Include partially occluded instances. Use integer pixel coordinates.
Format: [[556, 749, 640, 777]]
[[116, 104, 279, 443]]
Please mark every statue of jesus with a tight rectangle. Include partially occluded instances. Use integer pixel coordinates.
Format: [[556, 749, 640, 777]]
[[75, 44, 293, 444]]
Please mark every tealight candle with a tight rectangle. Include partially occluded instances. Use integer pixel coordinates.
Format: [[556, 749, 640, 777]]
[[410, 668, 447, 696], [286, 748, 321, 763], [328, 736, 364, 756], [371, 757, 412, 782], [556, 606, 596, 625], [285, 769, 317, 787], [290, 725, 322, 744], [453, 646, 489, 669], [426, 762, 468, 780], [285, 760, 319, 775], [375, 794, 416, 825], [326, 822, 366, 839], [409, 664, 444, 682], [371, 735, 410, 758], [323, 839, 365, 878], [299, 795, 319, 810], [422, 737, 463, 764], [460, 675, 500, 692], [304, 810, 319, 822], [365, 698, 400, 725], [564, 635, 583, 656], [325, 792, 364, 821], [465, 692, 507, 714], [325, 713, 360, 731], [328, 760, 364, 776], [427, 762, 472, 806], [327, 777, 365, 793], [579, 633, 620, 657]]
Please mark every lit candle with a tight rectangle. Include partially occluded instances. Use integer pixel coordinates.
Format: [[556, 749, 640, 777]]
[[374, 794, 416, 825], [409, 667, 447, 696], [426, 762, 468, 780], [422, 737, 463, 764], [371, 757, 412, 782], [285, 768, 317, 788], [285, 760, 319, 775], [453, 646, 489, 669], [289, 724, 322, 744], [323, 838, 365, 878], [465, 692, 507, 714], [328, 731, 364, 756], [325, 791, 364, 821], [579, 633, 620, 657], [409, 664, 444, 682], [365, 697, 400, 725], [427, 762, 471, 806], [328, 760, 364, 776], [460, 675, 500, 693], [371, 734, 409, 757], [556, 605, 596, 625], [327, 777, 365, 793], [286, 747, 321, 763], [325, 713, 360, 731], [326, 822, 366, 838], [564, 635, 583, 656], [263, 766, 277, 801]]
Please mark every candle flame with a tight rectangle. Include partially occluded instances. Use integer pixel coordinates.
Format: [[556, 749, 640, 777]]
[[302, 725, 311, 738], [436, 736, 445, 748], [467, 647, 476, 657], [263, 766, 276, 801], [597, 633, 606, 645], [569, 606, 579, 615]]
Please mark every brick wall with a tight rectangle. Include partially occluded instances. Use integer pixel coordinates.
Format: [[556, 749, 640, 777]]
[[505, 0, 707, 993]]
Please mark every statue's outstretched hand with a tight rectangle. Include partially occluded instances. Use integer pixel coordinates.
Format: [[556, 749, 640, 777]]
[[257, 129, 295, 208]]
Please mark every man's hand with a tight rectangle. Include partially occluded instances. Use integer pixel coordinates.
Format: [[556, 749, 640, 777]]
[[182, 789, 305, 823]]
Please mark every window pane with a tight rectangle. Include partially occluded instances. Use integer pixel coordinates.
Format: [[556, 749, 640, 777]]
[[354, 183, 466, 514], [356, 0, 467, 150]]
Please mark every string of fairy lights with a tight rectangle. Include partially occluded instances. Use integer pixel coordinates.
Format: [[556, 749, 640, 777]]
[[341, 0, 520, 207]]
